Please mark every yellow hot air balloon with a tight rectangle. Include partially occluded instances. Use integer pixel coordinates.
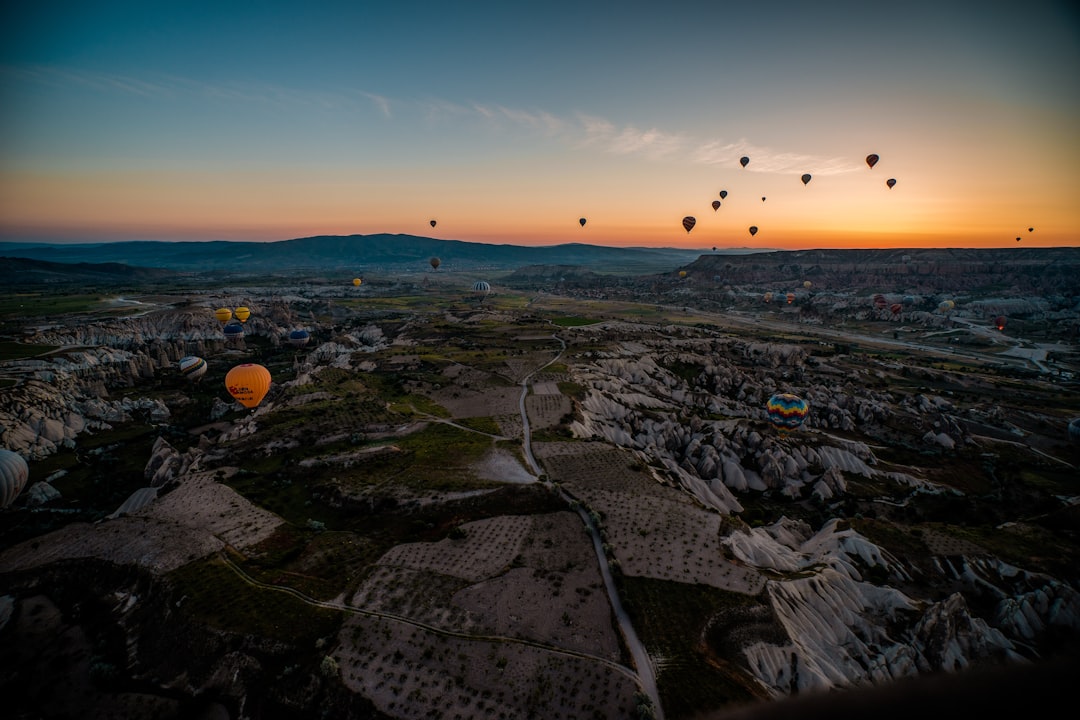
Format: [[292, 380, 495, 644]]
[[225, 364, 272, 409], [353, 278, 362, 287], [234, 306, 251, 323], [679, 270, 687, 278], [803, 281, 812, 289], [215, 308, 233, 324]]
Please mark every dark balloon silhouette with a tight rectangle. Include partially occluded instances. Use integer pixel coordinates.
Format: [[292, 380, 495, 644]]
[[748, 226, 758, 237], [429, 257, 441, 270], [430, 219, 437, 228], [801, 174, 812, 185], [761, 196, 766, 202], [887, 178, 896, 189], [712, 200, 721, 211], [995, 316, 1006, 331], [866, 153, 879, 169], [719, 190, 728, 199], [579, 217, 587, 227], [682, 216, 696, 233], [740, 156, 749, 168]]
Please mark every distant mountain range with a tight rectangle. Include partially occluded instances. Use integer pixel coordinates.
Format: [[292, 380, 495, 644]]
[[0, 234, 735, 274]]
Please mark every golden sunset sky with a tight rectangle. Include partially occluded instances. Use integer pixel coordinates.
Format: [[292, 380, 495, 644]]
[[1, 1, 1077, 250]]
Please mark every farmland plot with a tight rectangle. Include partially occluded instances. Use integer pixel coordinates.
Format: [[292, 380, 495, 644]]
[[525, 390, 571, 431], [535, 442, 765, 595], [351, 513, 621, 658], [335, 613, 640, 720]]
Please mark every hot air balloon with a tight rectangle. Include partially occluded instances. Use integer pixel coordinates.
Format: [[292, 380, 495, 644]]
[[178, 356, 207, 382], [766, 393, 809, 434], [711, 200, 721, 211], [890, 303, 902, 316], [1068, 418, 1080, 444], [938, 299, 955, 313], [761, 196, 766, 202], [234, 306, 251, 323], [288, 329, 310, 347], [472, 280, 491, 298], [353, 278, 362, 287], [748, 226, 758, 237], [1028, 227, 1034, 232], [0, 449, 29, 509], [866, 154, 879, 169], [740, 156, 749, 168], [886, 178, 896, 189], [579, 218, 587, 227], [223, 321, 244, 341], [430, 219, 437, 228], [679, 270, 687, 279], [873, 293, 887, 310], [801, 173, 812, 185], [225, 363, 271, 409], [430, 257, 441, 271], [994, 316, 1006, 331], [786, 292, 795, 304], [215, 308, 232, 324], [681, 216, 696, 233], [803, 281, 812, 289], [1016, 237, 1022, 242], [763, 292, 773, 303], [719, 190, 728, 199], [902, 295, 915, 307]]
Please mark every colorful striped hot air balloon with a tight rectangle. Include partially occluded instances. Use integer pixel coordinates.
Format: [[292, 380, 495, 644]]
[[225, 363, 272, 409], [0, 449, 29, 509], [766, 393, 809, 434], [178, 356, 207, 382]]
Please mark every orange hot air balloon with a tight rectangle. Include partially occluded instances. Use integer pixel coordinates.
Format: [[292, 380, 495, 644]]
[[886, 178, 896, 189], [679, 270, 687, 278], [225, 363, 271, 409], [682, 216, 696, 233], [353, 277, 362, 286], [748, 226, 758, 237], [234, 306, 251, 323], [215, 308, 232, 324], [801, 173, 812, 185], [711, 200, 721, 211], [740, 156, 749, 168], [866, 154, 879, 169]]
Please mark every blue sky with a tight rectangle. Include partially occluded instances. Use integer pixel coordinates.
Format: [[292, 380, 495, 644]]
[[2, 1, 1077, 248]]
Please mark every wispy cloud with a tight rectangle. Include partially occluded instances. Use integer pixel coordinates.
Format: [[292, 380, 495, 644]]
[[4, 65, 859, 172]]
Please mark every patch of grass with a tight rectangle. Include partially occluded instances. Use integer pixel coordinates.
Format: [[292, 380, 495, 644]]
[[454, 416, 504, 435], [169, 555, 341, 644], [0, 341, 64, 361], [620, 576, 765, 718], [552, 316, 601, 327], [0, 292, 107, 319]]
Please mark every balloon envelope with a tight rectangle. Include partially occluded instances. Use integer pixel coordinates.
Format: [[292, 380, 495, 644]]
[[223, 321, 244, 339], [890, 303, 903, 315], [225, 363, 271, 409], [430, 220, 437, 228], [766, 393, 809, 433], [579, 218, 587, 227], [740, 156, 749, 168], [234, 306, 251, 323], [353, 278, 362, 286], [866, 153, 879, 168], [0, 449, 29, 509], [803, 281, 812, 289], [748, 226, 758, 237], [178, 355, 207, 381], [288, 329, 310, 347], [719, 190, 728, 199], [711, 200, 721, 211], [995, 316, 1006, 331], [679, 270, 687, 278], [214, 308, 232, 324], [786, 292, 795, 304], [430, 257, 441, 270], [682, 216, 696, 233], [887, 178, 896, 189], [472, 280, 491, 296], [801, 173, 812, 185], [763, 292, 773, 303]]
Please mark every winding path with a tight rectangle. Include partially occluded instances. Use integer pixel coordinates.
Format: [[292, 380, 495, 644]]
[[518, 333, 665, 719]]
